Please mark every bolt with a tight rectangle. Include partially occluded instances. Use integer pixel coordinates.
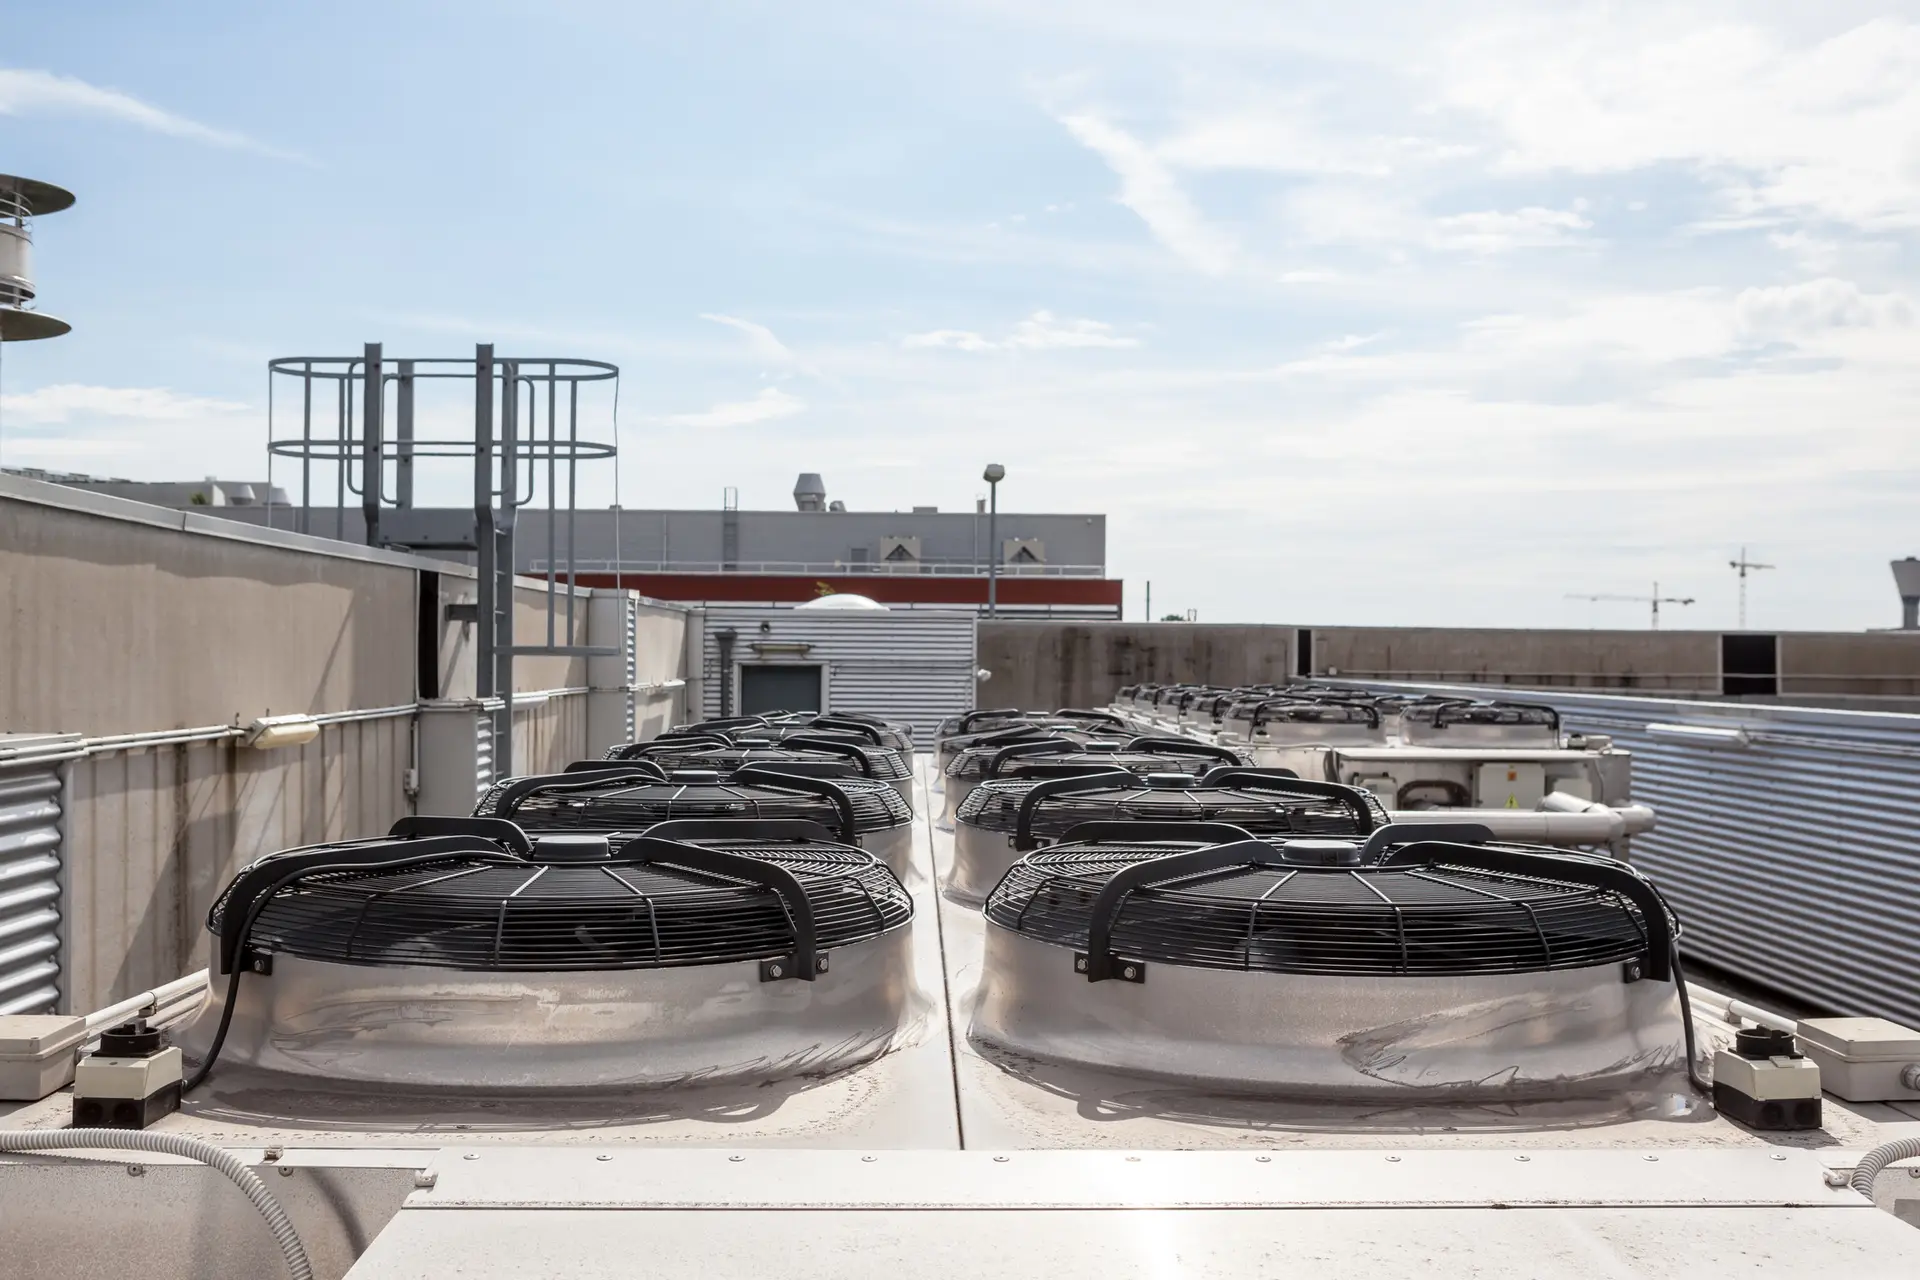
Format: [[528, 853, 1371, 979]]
[[1385, 1155, 1401, 1163], [861, 1156, 877, 1163], [126, 1165, 146, 1177], [1074, 958, 1088, 972], [278, 1166, 294, 1178], [596, 1154, 612, 1162], [1514, 1155, 1530, 1163], [1770, 1153, 1787, 1162], [1255, 1155, 1271, 1164], [729, 1155, 745, 1163], [1643, 1155, 1659, 1163], [993, 1155, 1010, 1163], [767, 963, 784, 979], [462, 1153, 479, 1162], [1122, 965, 1140, 980]]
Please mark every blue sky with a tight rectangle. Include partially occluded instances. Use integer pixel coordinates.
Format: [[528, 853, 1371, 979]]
[[3, 1, 1919, 629]]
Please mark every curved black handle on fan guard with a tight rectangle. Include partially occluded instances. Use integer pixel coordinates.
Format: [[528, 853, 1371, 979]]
[[483, 765, 674, 817], [1251, 698, 1380, 730], [609, 735, 732, 758], [1080, 838, 1286, 982], [1195, 768, 1376, 832], [616, 835, 824, 980], [1051, 708, 1127, 728], [805, 716, 885, 745], [985, 738, 1081, 777], [1377, 841, 1674, 981], [778, 734, 878, 775], [1432, 699, 1561, 732], [388, 815, 534, 852], [986, 762, 1145, 784], [730, 766, 860, 843], [214, 836, 528, 975], [570, 754, 695, 773], [960, 708, 1026, 733], [638, 818, 844, 846], [1014, 768, 1140, 851], [1359, 821, 1496, 862], [683, 716, 772, 733], [1058, 820, 1259, 847], [1122, 735, 1246, 766]]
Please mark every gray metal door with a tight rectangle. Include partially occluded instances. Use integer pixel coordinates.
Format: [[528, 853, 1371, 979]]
[[0, 757, 65, 1014], [740, 665, 824, 716]]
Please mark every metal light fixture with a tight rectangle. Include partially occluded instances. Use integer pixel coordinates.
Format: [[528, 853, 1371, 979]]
[[243, 714, 320, 751], [982, 463, 1005, 618]]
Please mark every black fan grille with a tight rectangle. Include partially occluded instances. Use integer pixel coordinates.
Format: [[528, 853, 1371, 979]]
[[985, 845, 1649, 976], [957, 780, 1389, 838], [478, 777, 910, 833], [228, 842, 910, 971]]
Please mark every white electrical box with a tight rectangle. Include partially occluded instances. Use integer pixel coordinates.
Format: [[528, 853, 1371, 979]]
[[1795, 1017, 1920, 1102], [1475, 761, 1546, 810]]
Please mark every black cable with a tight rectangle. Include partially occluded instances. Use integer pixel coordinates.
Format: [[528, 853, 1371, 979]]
[[1670, 939, 1710, 1097]]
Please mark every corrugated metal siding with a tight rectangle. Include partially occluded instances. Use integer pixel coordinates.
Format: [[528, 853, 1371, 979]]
[[61, 716, 410, 1013], [1356, 682, 1920, 1028], [700, 608, 976, 742], [0, 759, 65, 1014], [514, 691, 590, 776], [475, 713, 495, 803]]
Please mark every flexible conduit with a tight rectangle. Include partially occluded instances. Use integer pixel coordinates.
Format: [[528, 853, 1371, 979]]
[[1851, 1136, 1920, 1198], [0, 1128, 313, 1280]]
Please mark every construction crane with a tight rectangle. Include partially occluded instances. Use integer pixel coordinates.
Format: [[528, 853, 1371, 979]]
[[1566, 582, 1696, 630], [1729, 547, 1774, 629]]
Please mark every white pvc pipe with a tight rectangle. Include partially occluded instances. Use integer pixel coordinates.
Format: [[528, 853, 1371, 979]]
[[82, 970, 209, 1036]]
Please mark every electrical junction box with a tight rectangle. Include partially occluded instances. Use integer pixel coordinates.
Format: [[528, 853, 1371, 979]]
[[1475, 761, 1545, 810], [1794, 1016, 1920, 1102], [0, 1014, 86, 1101]]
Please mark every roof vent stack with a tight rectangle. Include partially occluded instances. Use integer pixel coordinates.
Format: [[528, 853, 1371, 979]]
[[1893, 559, 1920, 630], [794, 472, 827, 512]]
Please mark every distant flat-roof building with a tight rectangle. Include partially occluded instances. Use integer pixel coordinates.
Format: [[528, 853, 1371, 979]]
[[8, 468, 1121, 618]]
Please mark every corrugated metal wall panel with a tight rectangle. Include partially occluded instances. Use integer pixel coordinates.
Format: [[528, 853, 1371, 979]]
[[0, 759, 65, 1015], [514, 692, 590, 776], [699, 608, 976, 742], [1354, 682, 1920, 1028], [61, 716, 411, 1013]]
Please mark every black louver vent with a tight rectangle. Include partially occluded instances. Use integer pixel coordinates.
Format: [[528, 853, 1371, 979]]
[[215, 838, 910, 971], [985, 843, 1655, 978]]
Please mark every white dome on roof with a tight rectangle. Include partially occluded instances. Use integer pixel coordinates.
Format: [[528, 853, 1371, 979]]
[[796, 593, 889, 611]]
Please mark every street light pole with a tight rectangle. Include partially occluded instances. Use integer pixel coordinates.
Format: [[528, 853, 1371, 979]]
[[983, 463, 1005, 618]]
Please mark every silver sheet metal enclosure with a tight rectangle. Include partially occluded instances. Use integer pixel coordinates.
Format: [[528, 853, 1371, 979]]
[[1350, 682, 1920, 1029], [692, 606, 978, 741]]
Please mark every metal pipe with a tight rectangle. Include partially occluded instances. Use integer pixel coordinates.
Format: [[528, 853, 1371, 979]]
[[395, 358, 414, 508], [361, 341, 382, 547], [983, 463, 1004, 617]]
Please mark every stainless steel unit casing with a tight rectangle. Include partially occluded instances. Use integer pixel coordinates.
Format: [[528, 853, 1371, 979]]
[[176, 926, 922, 1089], [970, 928, 1684, 1100], [947, 820, 1021, 906], [860, 821, 916, 879]]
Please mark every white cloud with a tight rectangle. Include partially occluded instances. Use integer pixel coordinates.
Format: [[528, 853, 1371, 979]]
[[662, 387, 805, 428], [1056, 113, 1236, 274], [1432, 206, 1592, 254], [903, 328, 999, 352], [698, 312, 820, 377], [1734, 278, 1914, 339], [0, 68, 304, 161], [903, 310, 1138, 352], [1437, 15, 1920, 229], [0, 383, 248, 423]]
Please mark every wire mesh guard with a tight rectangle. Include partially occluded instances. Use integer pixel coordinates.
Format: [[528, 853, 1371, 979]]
[[208, 837, 910, 972], [479, 770, 911, 835], [985, 843, 1654, 978], [958, 776, 1391, 840]]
